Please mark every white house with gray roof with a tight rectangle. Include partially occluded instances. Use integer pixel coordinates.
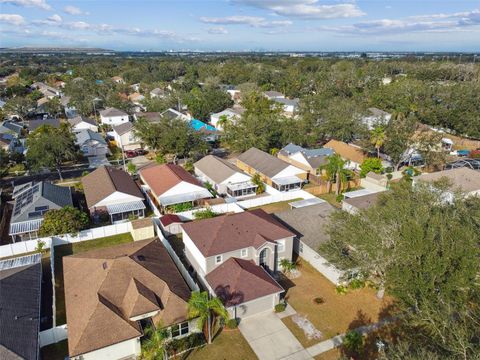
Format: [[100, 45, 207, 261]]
[[68, 116, 98, 133], [99, 107, 129, 126], [9, 182, 73, 242], [194, 155, 257, 198], [75, 129, 109, 157], [112, 122, 141, 150]]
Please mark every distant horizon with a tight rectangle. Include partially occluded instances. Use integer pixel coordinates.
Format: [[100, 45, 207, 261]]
[[1, 1, 479, 52]]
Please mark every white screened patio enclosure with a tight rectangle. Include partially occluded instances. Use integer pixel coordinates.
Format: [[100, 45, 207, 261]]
[[106, 200, 146, 223], [272, 176, 303, 192]]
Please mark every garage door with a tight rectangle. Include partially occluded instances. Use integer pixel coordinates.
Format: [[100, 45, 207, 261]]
[[232, 295, 275, 319]]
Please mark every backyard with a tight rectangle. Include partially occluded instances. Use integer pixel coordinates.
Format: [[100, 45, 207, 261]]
[[279, 260, 396, 348], [250, 198, 302, 213], [54, 233, 134, 325]]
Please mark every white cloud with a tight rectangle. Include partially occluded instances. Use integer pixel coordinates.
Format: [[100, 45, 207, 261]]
[[208, 26, 228, 34], [233, 0, 365, 19], [200, 15, 292, 28], [63, 5, 89, 16], [0, 13, 25, 25], [0, 0, 50, 10], [320, 9, 480, 35]]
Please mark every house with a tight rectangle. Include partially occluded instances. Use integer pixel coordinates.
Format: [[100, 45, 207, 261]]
[[273, 97, 300, 115], [111, 76, 125, 84], [342, 192, 381, 214], [160, 108, 190, 122], [263, 91, 284, 100], [361, 107, 392, 130], [278, 143, 334, 182], [82, 166, 146, 223], [181, 209, 295, 318], [150, 88, 165, 98], [130, 83, 141, 92], [8, 182, 73, 242], [60, 96, 77, 118], [189, 119, 219, 143], [194, 155, 257, 198], [68, 115, 98, 133], [0, 253, 42, 360], [64, 240, 197, 360], [274, 202, 343, 284], [139, 164, 211, 211], [323, 139, 366, 170], [99, 107, 129, 126], [128, 92, 145, 110], [413, 167, 480, 198], [236, 147, 308, 192], [112, 122, 141, 150], [26, 118, 60, 132], [31, 82, 61, 98], [75, 129, 109, 157], [205, 258, 284, 319], [210, 106, 244, 130], [0, 133, 12, 151], [134, 111, 162, 123], [159, 214, 184, 236]]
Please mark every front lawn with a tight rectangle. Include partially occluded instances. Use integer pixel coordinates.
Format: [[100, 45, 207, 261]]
[[250, 198, 303, 213], [54, 233, 133, 325], [280, 260, 395, 347], [185, 329, 257, 360]]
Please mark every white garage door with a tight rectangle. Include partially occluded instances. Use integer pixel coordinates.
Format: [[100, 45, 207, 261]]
[[232, 295, 276, 319]]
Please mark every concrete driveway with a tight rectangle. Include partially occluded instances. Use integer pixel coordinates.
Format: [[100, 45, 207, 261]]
[[239, 312, 313, 360]]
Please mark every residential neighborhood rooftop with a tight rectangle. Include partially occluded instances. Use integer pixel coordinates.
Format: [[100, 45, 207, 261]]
[[415, 167, 480, 193], [64, 239, 191, 357], [99, 107, 128, 117], [324, 139, 366, 164], [194, 155, 245, 184], [181, 209, 295, 257], [237, 147, 291, 178]]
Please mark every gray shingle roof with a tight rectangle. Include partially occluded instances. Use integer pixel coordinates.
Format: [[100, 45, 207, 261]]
[[194, 155, 246, 184], [75, 129, 106, 145], [274, 203, 336, 249], [113, 121, 134, 136], [342, 192, 380, 211], [99, 107, 128, 118], [237, 147, 290, 178], [68, 116, 96, 127], [0, 254, 42, 360]]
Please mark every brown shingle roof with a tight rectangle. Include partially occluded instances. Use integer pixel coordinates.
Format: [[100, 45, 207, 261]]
[[324, 140, 366, 164], [64, 239, 191, 357], [237, 147, 292, 178], [82, 166, 144, 209], [205, 258, 283, 307], [342, 192, 380, 211], [139, 163, 203, 198], [181, 209, 295, 257]]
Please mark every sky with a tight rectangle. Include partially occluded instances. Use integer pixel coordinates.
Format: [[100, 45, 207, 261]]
[[0, 0, 479, 52]]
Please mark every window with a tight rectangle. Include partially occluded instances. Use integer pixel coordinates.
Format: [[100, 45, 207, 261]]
[[215, 255, 223, 264], [299, 242, 304, 254], [171, 321, 189, 338], [277, 240, 285, 252], [241, 248, 248, 257]]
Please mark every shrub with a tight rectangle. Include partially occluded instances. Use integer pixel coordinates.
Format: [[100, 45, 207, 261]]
[[226, 318, 238, 329], [343, 330, 364, 355], [275, 303, 286, 313], [165, 333, 206, 357], [335, 194, 344, 203], [335, 285, 348, 295], [193, 208, 218, 220], [349, 278, 365, 290], [167, 202, 193, 213], [313, 297, 324, 304], [360, 157, 384, 178]]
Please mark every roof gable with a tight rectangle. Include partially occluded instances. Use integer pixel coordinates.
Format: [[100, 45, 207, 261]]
[[237, 147, 291, 178]]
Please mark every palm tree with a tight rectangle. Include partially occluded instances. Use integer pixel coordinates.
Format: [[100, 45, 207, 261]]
[[319, 154, 352, 195], [370, 125, 385, 158], [216, 114, 230, 131], [141, 325, 169, 360], [188, 291, 229, 344]]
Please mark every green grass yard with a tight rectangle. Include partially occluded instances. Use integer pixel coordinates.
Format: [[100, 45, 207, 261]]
[[54, 233, 133, 325]]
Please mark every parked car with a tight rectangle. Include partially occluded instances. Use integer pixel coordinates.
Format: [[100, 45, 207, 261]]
[[125, 150, 137, 158], [457, 149, 470, 157], [134, 148, 147, 156]]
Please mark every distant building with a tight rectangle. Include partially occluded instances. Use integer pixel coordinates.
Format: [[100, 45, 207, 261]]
[[263, 91, 284, 100], [150, 87, 166, 98], [361, 107, 391, 130], [210, 106, 244, 130], [99, 107, 129, 126], [75, 129, 109, 157]]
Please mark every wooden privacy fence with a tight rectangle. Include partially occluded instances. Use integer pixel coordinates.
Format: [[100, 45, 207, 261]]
[[304, 179, 361, 196]]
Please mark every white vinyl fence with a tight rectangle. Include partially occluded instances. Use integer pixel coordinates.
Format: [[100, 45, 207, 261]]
[[153, 219, 199, 291], [175, 202, 244, 221], [39, 325, 68, 347], [236, 189, 316, 209], [0, 222, 132, 259]]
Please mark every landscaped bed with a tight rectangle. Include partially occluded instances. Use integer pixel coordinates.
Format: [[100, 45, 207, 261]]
[[280, 260, 395, 348], [54, 233, 133, 325], [185, 329, 257, 360], [249, 198, 303, 213]]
